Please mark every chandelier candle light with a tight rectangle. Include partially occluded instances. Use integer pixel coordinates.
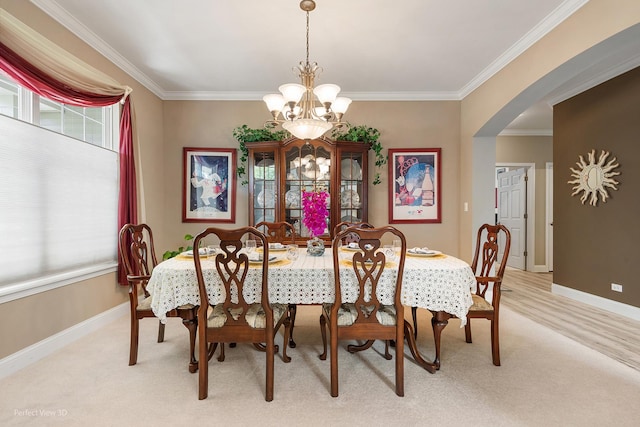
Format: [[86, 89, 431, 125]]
[[263, 0, 351, 141], [301, 189, 329, 256]]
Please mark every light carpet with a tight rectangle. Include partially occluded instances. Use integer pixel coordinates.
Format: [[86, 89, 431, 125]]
[[1, 305, 639, 426]]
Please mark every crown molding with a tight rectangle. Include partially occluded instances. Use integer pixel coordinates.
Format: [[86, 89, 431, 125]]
[[498, 129, 553, 137], [30, 0, 166, 99], [459, 0, 590, 99], [546, 52, 640, 106]]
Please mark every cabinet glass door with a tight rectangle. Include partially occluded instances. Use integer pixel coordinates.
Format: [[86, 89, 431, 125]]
[[252, 150, 276, 225], [284, 143, 331, 238], [339, 151, 364, 225]]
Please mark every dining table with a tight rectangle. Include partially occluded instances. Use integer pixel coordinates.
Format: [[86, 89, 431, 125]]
[[146, 247, 475, 373]]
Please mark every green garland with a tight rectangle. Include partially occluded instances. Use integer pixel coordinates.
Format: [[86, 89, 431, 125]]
[[232, 123, 387, 185]]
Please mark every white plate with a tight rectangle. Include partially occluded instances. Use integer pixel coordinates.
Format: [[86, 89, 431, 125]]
[[341, 159, 362, 180], [257, 245, 287, 252], [340, 190, 360, 208], [248, 256, 279, 264], [257, 189, 275, 208], [285, 190, 300, 208], [181, 248, 209, 257], [256, 158, 275, 168], [407, 249, 442, 257]]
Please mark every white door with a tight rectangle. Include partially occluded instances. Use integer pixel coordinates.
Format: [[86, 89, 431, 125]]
[[497, 168, 526, 270]]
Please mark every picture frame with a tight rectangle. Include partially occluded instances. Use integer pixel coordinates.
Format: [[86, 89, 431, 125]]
[[388, 148, 441, 223], [183, 147, 236, 223]]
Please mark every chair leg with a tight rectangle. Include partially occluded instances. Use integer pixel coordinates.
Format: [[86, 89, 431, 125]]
[[319, 313, 327, 360], [330, 332, 338, 397], [265, 341, 275, 402], [491, 317, 500, 366], [465, 318, 472, 343], [384, 340, 392, 360], [281, 317, 292, 363], [395, 330, 404, 397], [411, 306, 418, 339], [157, 320, 165, 343], [198, 334, 208, 400], [129, 315, 139, 366], [288, 304, 297, 348]]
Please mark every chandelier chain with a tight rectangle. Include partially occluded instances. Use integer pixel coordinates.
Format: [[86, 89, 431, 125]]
[[305, 10, 310, 66]]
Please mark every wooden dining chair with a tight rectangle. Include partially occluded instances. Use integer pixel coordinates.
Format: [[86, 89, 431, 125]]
[[409, 223, 511, 367], [192, 226, 291, 401], [254, 221, 300, 349], [319, 225, 407, 397], [118, 224, 197, 370], [464, 223, 511, 366]]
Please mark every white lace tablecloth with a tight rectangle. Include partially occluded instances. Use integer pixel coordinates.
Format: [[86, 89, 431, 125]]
[[147, 251, 475, 325]]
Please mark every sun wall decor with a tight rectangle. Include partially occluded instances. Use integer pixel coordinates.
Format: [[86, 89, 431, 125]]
[[568, 149, 620, 206]]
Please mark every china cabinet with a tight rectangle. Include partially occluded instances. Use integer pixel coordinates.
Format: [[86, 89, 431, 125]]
[[246, 137, 369, 244]]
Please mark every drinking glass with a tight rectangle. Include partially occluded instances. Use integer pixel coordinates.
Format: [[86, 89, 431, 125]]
[[286, 244, 299, 261], [383, 244, 396, 261], [392, 239, 402, 255], [245, 239, 256, 254]]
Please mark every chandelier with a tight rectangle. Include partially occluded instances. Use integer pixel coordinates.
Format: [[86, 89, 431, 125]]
[[263, 0, 351, 140]]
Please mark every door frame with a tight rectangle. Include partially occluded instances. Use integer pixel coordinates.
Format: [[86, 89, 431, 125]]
[[546, 162, 553, 272], [496, 162, 535, 272]]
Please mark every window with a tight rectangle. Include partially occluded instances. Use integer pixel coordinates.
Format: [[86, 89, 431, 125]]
[[0, 72, 119, 302], [0, 72, 116, 149]]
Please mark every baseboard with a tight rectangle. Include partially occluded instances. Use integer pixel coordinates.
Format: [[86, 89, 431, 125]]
[[531, 264, 550, 273], [552, 283, 640, 321], [0, 302, 128, 380]]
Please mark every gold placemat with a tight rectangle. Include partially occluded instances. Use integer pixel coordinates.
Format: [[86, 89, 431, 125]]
[[340, 259, 397, 268], [175, 254, 215, 261]]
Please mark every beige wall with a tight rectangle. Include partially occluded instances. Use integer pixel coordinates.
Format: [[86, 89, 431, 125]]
[[496, 136, 553, 266], [160, 100, 462, 256], [0, 1, 163, 358]]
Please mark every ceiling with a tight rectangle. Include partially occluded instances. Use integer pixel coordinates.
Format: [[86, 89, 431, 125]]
[[30, 0, 598, 134]]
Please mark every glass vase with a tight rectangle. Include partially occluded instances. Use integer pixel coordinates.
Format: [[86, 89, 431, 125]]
[[306, 236, 325, 256]]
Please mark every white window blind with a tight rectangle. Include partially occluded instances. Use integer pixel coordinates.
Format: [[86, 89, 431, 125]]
[[0, 114, 118, 296]]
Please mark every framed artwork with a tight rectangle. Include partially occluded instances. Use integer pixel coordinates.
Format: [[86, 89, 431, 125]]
[[183, 147, 236, 223], [388, 148, 441, 223]]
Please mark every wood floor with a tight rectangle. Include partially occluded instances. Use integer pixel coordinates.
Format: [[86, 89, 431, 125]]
[[501, 268, 640, 372]]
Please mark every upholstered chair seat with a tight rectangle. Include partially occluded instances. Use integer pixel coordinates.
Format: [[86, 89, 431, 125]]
[[322, 303, 397, 326], [208, 303, 288, 329]]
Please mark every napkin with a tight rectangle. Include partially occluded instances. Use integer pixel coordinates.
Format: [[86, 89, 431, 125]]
[[347, 242, 359, 249], [269, 243, 284, 249]]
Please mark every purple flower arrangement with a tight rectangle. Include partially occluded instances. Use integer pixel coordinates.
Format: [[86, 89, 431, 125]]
[[301, 190, 329, 237]]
